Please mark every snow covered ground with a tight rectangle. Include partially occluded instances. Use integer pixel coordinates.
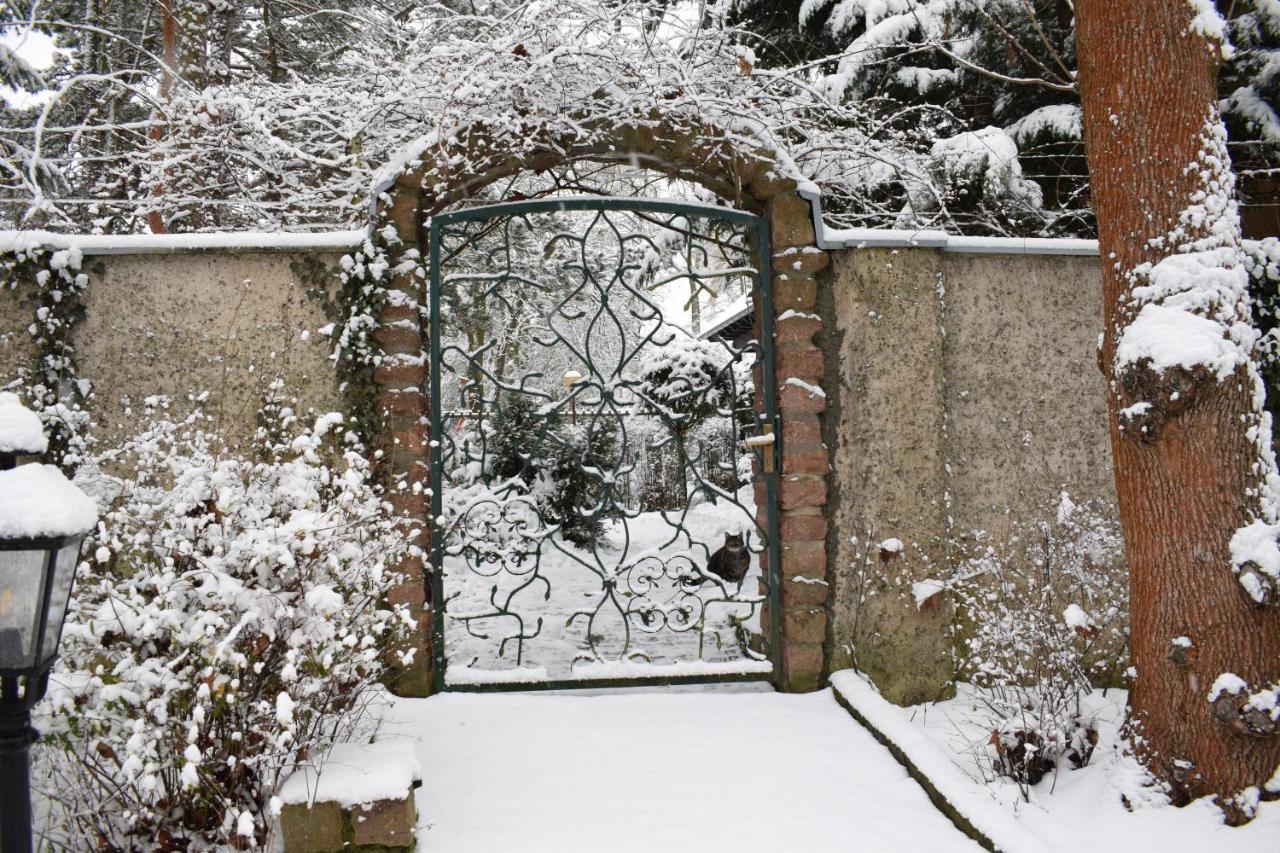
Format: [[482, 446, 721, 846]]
[[830, 671, 1280, 853], [374, 686, 986, 852], [442, 489, 768, 685]]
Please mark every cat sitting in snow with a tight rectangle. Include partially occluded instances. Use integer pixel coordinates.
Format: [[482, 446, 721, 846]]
[[700, 532, 750, 586]]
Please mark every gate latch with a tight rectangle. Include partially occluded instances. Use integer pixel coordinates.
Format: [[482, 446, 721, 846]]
[[742, 424, 776, 474]]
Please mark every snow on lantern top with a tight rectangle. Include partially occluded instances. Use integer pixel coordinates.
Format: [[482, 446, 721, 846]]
[[0, 392, 48, 457], [0, 464, 98, 540]]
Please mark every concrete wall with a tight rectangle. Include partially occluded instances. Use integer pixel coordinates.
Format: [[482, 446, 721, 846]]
[[819, 247, 1116, 704], [0, 239, 1115, 705], [1, 250, 342, 449]]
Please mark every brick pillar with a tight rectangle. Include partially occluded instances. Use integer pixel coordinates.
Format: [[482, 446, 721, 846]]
[[762, 185, 832, 693], [374, 186, 434, 696]]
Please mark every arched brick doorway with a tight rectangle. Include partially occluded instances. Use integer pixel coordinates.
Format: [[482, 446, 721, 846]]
[[368, 116, 831, 694]]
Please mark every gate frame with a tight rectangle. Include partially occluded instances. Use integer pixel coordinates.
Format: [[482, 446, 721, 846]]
[[426, 195, 783, 693], [367, 117, 832, 695]]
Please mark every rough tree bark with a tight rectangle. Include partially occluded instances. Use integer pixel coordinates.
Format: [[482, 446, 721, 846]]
[[1076, 1, 1280, 820], [146, 0, 177, 234]]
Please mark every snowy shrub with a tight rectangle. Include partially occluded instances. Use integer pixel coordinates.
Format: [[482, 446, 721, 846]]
[[476, 393, 621, 545], [37, 398, 418, 850], [949, 493, 1128, 795]]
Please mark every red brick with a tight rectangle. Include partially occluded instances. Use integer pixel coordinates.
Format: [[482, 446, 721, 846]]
[[783, 643, 824, 690], [373, 361, 427, 389], [379, 389, 426, 417], [390, 428, 427, 454], [781, 539, 826, 576], [372, 323, 422, 355], [775, 277, 817, 311], [776, 349, 824, 382], [775, 315, 822, 346], [768, 193, 816, 247], [387, 491, 428, 518], [783, 608, 827, 644], [780, 513, 828, 541], [783, 577, 830, 607], [783, 444, 828, 476], [387, 581, 426, 606], [780, 381, 826, 413], [379, 304, 418, 324], [779, 476, 826, 510], [781, 416, 822, 445], [772, 247, 830, 275]]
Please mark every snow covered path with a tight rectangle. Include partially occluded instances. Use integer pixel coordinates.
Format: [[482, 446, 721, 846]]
[[378, 687, 985, 852]]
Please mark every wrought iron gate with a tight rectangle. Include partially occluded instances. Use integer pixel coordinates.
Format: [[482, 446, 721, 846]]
[[428, 197, 781, 691]]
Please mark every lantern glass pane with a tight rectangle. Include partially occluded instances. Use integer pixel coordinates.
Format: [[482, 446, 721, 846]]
[[37, 539, 82, 666], [0, 548, 48, 670]]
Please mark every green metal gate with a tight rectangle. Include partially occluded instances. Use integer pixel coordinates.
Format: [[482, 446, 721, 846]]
[[428, 197, 781, 691]]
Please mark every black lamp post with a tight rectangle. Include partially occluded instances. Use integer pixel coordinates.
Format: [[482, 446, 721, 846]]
[[0, 393, 95, 853]]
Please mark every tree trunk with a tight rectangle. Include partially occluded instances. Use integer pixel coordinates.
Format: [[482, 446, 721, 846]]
[[147, 0, 177, 234], [1076, 1, 1280, 820]]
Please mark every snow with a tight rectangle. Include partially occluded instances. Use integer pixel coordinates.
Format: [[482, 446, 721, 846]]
[[784, 377, 826, 398], [912, 578, 946, 609], [0, 463, 97, 539], [879, 537, 904, 553], [376, 687, 985, 852], [1187, 0, 1234, 58], [277, 740, 422, 809], [0, 392, 48, 455], [831, 671, 1280, 853], [440, 486, 767, 686], [0, 228, 367, 256], [830, 671, 1052, 853], [1209, 672, 1248, 702], [1006, 104, 1083, 145], [1114, 303, 1244, 381], [1229, 520, 1280, 602], [1063, 603, 1093, 631]]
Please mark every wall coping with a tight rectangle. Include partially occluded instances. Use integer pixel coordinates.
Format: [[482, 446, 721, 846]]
[[796, 184, 1102, 257], [0, 229, 367, 256], [0, 186, 1108, 260]]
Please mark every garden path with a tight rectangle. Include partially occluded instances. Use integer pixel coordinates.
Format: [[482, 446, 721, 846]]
[[376, 685, 984, 852]]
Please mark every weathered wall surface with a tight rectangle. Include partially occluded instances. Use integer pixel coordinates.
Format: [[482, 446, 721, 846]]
[[820, 247, 1115, 704], [819, 248, 954, 704], [941, 253, 1116, 543], [0, 282, 38, 385], [1, 250, 342, 448]]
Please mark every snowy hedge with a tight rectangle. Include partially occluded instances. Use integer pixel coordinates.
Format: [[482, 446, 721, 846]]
[[36, 398, 418, 850]]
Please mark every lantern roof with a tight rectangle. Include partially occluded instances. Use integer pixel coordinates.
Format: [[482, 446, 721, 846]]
[[0, 392, 48, 456], [0, 464, 97, 540]]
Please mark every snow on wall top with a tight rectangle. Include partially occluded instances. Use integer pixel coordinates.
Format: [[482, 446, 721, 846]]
[[796, 183, 1100, 256], [0, 229, 367, 256], [0, 392, 48, 455], [277, 740, 422, 808], [0, 463, 97, 539]]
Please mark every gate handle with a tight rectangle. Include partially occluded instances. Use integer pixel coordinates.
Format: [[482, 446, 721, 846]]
[[741, 425, 776, 474]]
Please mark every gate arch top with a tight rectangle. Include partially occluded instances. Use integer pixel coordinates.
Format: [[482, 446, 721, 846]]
[[368, 114, 833, 695], [375, 116, 818, 249]]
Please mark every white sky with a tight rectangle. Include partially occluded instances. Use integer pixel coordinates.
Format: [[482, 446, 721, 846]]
[[1, 27, 58, 110]]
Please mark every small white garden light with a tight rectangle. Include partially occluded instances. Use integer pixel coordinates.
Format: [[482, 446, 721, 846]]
[[0, 392, 97, 853]]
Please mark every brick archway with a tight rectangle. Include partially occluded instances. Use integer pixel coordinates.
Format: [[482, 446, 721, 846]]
[[369, 116, 831, 694]]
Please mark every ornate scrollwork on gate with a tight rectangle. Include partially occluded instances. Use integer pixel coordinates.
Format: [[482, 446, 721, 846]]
[[429, 197, 780, 688]]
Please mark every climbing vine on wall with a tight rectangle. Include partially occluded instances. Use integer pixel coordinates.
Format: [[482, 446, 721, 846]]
[[1, 244, 97, 469], [297, 224, 417, 452]]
